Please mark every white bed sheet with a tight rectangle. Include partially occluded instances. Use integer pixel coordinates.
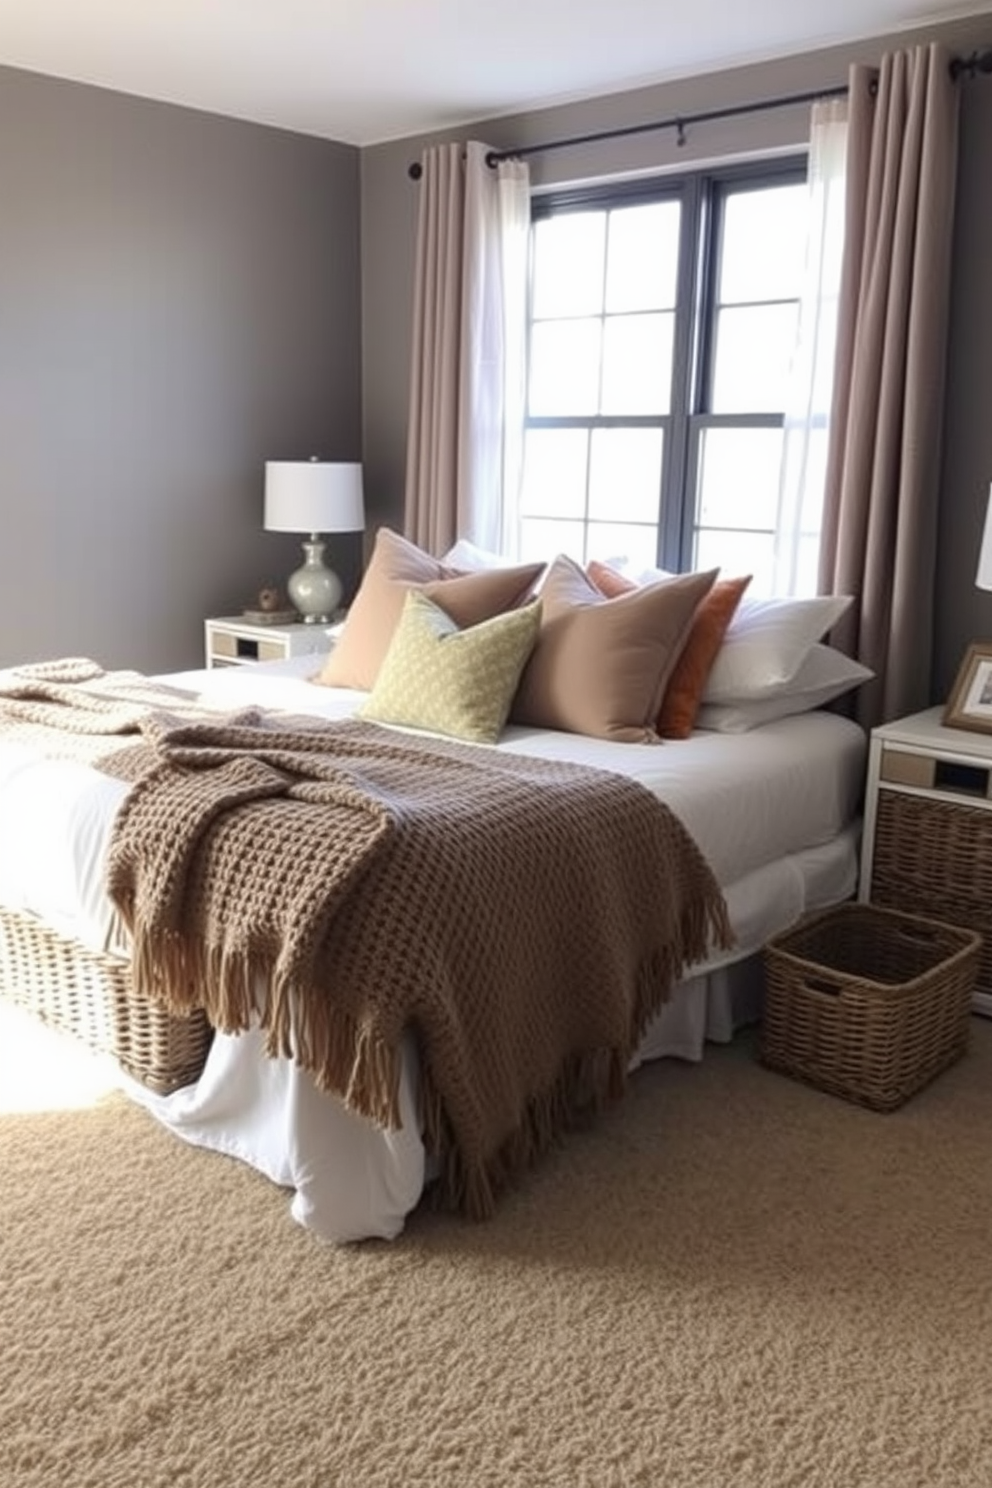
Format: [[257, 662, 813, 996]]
[[0, 655, 864, 949], [0, 656, 867, 1243]]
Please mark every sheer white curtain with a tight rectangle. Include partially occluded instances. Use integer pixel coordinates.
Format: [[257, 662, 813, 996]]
[[772, 98, 849, 595], [494, 160, 531, 559], [458, 145, 531, 557], [405, 142, 531, 556]]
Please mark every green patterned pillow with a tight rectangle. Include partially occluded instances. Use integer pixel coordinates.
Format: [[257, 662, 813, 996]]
[[358, 590, 542, 744]]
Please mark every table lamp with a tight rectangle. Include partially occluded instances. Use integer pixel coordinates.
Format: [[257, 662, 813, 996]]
[[264, 459, 364, 623]]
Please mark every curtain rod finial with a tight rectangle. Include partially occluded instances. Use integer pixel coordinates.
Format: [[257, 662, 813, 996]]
[[408, 161, 423, 181], [950, 47, 992, 81]]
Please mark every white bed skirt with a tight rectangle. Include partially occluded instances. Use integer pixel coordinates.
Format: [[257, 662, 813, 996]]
[[124, 825, 859, 1244]]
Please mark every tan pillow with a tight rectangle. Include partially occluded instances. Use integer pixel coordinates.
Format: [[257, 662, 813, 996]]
[[316, 527, 544, 691], [587, 561, 752, 739], [511, 555, 718, 743], [359, 591, 542, 744]]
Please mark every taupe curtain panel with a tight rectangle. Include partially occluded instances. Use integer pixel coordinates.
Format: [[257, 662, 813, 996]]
[[405, 143, 464, 555], [404, 142, 529, 557], [819, 43, 960, 730]]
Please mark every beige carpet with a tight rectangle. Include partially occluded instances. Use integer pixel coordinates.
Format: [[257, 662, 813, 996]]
[[1, 1001, 991, 1488]]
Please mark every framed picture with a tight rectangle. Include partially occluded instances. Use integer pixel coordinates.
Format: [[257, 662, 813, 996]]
[[943, 641, 992, 734]]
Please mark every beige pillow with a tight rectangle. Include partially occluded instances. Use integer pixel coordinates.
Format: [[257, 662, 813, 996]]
[[359, 590, 542, 744], [316, 527, 544, 691], [511, 555, 718, 743]]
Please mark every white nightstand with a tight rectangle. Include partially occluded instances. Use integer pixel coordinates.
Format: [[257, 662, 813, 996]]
[[859, 705, 992, 1015], [204, 615, 337, 669]]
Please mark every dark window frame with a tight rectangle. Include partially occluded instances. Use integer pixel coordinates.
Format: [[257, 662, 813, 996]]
[[527, 154, 808, 572]]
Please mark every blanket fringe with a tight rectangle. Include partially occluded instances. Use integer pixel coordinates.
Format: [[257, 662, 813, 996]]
[[420, 1044, 627, 1222], [422, 880, 734, 1222], [127, 928, 403, 1132]]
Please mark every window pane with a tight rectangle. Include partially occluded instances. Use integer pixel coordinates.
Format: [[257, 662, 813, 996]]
[[601, 313, 674, 415], [605, 201, 681, 312], [589, 427, 663, 524], [521, 161, 821, 601], [529, 320, 601, 415], [791, 535, 821, 596], [780, 423, 828, 530], [712, 304, 798, 414], [694, 529, 775, 594], [520, 428, 589, 519], [532, 212, 605, 318], [720, 184, 806, 304], [519, 517, 584, 565], [695, 427, 783, 530], [586, 523, 659, 571]]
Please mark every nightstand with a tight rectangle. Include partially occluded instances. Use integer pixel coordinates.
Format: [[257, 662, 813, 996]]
[[859, 705, 992, 1015], [204, 615, 337, 669]]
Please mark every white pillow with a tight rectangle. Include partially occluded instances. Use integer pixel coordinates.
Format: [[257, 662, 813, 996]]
[[702, 594, 852, 702], [695, 644, 873, 732], [440, 538, 514, 571]]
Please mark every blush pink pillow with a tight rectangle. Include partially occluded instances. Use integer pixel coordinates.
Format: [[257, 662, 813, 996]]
[[317, 527, 545, 691]]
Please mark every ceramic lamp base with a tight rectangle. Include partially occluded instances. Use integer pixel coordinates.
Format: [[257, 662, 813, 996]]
[[287, 537, 342, 624]]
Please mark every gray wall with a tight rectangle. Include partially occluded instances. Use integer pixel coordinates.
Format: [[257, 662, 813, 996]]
[[361, 12, 992, 707], [0, 67, 362, 672]]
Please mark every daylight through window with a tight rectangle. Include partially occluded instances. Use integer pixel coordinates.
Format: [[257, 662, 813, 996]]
[[515, 160, 824, 594]]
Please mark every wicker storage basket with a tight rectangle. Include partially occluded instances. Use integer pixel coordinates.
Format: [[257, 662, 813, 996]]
[[761, 903, 980, 1110], [0, 906, 212, 1095], [870, 789, 992, 999]]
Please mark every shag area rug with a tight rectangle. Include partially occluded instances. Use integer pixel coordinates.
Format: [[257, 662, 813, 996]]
[[1, 1000, 990, 1488]]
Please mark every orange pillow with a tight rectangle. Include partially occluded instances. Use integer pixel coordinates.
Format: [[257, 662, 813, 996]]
[[317, 527, 545, 691], [511, 555, 718, 743], [587, 561, 752, 739]]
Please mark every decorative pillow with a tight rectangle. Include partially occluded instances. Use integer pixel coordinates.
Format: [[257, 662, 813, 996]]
[[511, 555, 718, 743], [587, 560, 752, 739], [316, 527, 544, 692], [702, 594, 853, 703], [358, 590, 542, 744], [695, 645, 873, 732], [440, 538, 515, 571]]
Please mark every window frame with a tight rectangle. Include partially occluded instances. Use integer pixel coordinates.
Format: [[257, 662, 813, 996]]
[[526, 154, 808, 575]]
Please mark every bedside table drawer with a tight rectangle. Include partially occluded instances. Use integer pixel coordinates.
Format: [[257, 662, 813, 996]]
[[205, 615, 338, 668], [209, 631, 284, 664], [879, 743, 992, 802], [879, 747, 935, 789], [210, 631, 239, 661]]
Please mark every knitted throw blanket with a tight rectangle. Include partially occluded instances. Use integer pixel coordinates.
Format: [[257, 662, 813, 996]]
[[0, 661, 733, 1218], [0, 657, 215, 766]]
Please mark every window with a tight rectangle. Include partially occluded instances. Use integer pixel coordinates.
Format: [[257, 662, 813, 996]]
[[515, 161, 818, 594]]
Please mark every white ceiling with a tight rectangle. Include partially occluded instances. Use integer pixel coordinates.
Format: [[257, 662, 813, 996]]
[[0, 0, 989, 146]]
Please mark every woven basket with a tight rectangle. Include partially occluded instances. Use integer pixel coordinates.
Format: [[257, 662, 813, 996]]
[[761, 902, 980, 1110], [0, 906, 212, 1095], [871, 789, 992, 999]]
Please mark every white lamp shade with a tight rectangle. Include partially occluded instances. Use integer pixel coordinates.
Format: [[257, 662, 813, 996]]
[[264, 460, 364, 535], [978, 482, 992, 591]]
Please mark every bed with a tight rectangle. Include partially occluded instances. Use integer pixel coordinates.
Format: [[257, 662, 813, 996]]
[[0, 649, 867, 1243]]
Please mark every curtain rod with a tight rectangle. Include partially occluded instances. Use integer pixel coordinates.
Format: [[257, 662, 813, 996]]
[[407, 45, 992, 180], [407, 83, 847, 179]]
